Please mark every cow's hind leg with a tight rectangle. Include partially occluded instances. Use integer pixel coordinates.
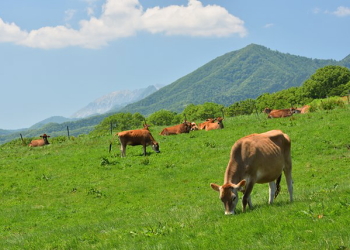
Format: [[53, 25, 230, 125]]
[[274, 174, 282, 199], [268, 181, 277, 204], [120, 144, 126, 157], [284, 170, 293, 202]]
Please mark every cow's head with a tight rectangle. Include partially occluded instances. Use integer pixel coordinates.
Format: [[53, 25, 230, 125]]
[[152, 142, 160, 153], [263, 108, 272, 114], [210, 180, 246, 215], [190, 122, 198, 131], [40, 134, 50, 143]]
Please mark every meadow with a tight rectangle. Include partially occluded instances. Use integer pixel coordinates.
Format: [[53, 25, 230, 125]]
[[1, 107, 349, 249]]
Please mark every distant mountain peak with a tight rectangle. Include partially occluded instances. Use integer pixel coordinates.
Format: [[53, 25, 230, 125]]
[[70, 85, 162, 118]]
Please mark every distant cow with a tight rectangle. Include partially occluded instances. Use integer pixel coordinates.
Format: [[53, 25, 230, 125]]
[[28, 134, 50, 147], [117, 129, 160, 157], [210, 130, 293, 215], [294, 105, 310, 114], [190, 122, 199, 131], [198, 118, 216, 130], [264, 107, 295, 118], [159, 121, 191, 135], [205, 117, 224, 131]]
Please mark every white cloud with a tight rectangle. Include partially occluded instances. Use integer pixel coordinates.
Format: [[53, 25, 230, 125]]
[[142, 0, 247, 37], [332, 6, 350, 17], [0, 18, 28, 43], [263, 23, 274, 28], [0, 0, 247, 49], [86, 7, 95, 16], [64, 9, 76, 23]]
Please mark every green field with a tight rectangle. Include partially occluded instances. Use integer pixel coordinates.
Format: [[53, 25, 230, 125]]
[[1, 107, 350, 249]]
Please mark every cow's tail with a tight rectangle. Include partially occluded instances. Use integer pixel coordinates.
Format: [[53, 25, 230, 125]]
[[274, 174, 282, 199]]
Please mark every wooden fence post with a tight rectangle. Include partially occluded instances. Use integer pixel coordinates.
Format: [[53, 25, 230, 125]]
[[20, 133, 25, 145], [67, 126, 70, 139]]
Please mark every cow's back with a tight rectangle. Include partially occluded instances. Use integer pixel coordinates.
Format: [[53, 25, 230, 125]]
[[118, 129, 150, 145], [227, 130, 290, 184]]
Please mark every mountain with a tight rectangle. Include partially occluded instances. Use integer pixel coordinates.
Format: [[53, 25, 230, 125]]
[[71, 85, 161, 118], [29, 116, 78, 130], [120, 44, 348, 116]]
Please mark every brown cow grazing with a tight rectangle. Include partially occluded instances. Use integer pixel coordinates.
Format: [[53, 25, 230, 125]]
[[205, 117, 224, 131], [117, 129, 160, 157], [264, 108, 295, 118], [210, 130, 293, 215], [29, 134, 51, 147], [198, 118, 216, 130], [159, 121, 191, 135]]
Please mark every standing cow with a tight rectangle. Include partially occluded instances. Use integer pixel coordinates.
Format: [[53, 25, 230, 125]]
[[28, 134, 51, 147], [210, 130, 293, 215], [117, 129, 160, 157]]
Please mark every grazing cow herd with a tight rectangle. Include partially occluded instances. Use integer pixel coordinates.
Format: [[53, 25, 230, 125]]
[[28, 105, 309, 215]]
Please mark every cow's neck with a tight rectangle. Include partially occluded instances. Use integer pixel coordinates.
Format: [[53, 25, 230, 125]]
[[224, 161, 243, 184]]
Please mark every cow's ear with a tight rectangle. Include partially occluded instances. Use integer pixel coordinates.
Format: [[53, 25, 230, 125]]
[[210, 183, 220, 192], [233, 180, 246, 191]]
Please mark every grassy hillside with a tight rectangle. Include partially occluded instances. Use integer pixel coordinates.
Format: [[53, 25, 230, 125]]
[[121, 44, 346, 115], [1, 106, 349, 249]]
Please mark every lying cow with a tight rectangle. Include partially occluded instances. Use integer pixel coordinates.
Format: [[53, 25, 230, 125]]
[[294, 105, 310, 114], [198, 118, 216, 130], [264, 107, 295, 118], [205, 117, 224, 131], [190, 122, 199, 131], [211, 130, 293, 215], [117, 129, 160, 157], [159, 121, 191, 135], [28, 134, 51, 147]]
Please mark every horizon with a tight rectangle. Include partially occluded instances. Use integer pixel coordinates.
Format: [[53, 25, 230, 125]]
[[1, 0, 349, 130]]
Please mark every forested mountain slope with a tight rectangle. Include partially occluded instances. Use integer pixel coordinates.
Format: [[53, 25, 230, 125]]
[[121, 44, 347, 115]]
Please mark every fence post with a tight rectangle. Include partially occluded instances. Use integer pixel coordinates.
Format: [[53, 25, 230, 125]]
[[20, 133, 25, 145], [67, 126, 70, 139]]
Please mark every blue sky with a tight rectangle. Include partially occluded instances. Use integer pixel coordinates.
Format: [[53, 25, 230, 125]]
[[0, 0, 349, 130]]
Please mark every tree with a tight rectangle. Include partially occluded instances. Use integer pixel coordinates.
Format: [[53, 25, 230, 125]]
[[302, 65, 350, 99], [147, 110, 177, 126]]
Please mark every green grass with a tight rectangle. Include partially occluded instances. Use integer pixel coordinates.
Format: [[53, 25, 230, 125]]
[[1, 107, 350, 249]]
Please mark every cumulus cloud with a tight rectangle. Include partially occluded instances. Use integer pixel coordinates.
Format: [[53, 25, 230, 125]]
[[0, 18, 28, 43], [332, 6, 350, 17], [0, 0, 247, 49], [142, 0, 247, 37]]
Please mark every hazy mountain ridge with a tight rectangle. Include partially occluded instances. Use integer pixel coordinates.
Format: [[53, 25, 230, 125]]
[[71, 85, 161, 118]]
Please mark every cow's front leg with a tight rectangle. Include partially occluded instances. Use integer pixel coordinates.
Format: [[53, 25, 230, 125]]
[[242, 183, 254, 212]]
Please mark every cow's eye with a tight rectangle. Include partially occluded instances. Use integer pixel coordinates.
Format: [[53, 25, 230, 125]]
[[232, 196, 236, 201]]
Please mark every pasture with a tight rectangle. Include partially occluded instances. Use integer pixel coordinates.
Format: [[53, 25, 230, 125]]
[[1, 107, 349, 249]]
